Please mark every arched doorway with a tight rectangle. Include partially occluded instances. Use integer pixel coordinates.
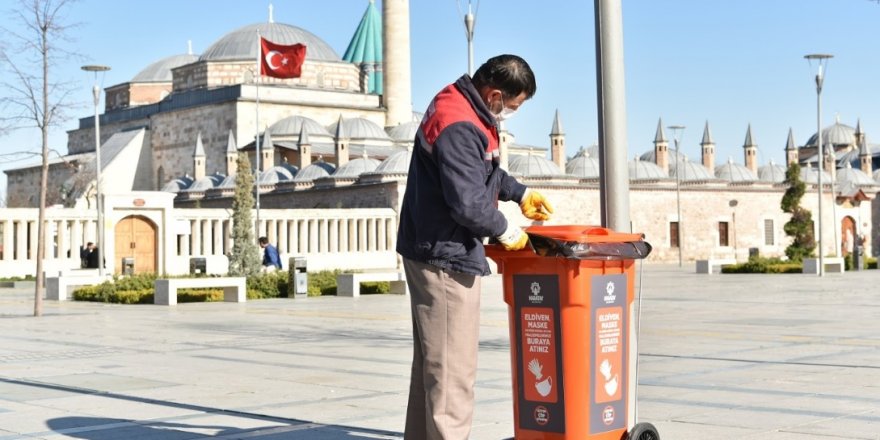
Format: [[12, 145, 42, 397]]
[[114, 215, 157, 274], [841, 216, 856, 256]]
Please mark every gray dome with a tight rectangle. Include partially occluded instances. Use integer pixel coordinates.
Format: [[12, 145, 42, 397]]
[[334, 157, 381, 177], [873, 169, 880, 182], [200, 23, 340, 62], [805, 120, 856, 148], [374, 150, 411, 174], [715, 160, 758, 182], [836, 163, 874, 186], [387, 121, 420, 142], [629, 158, 667, 180], [219, 174, 236, 188], [327, 117, 391, 141], [758, 161, 787, 183], [132, 54, 199, 83], [640, 149, 687, 168], [257, 166, 294, 184], [799, 164, 832, 184], [270, 115, 331, 137], [672, 159, 713, 181], [187, 172, 225, 191], [508, 155, 563, 176], [161, 175, 193, 193], [566, 153, 600, 178], [293, 159, 336, 181]]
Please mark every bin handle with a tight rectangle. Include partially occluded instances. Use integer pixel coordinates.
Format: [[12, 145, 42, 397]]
[[581, 227, 610, 236]]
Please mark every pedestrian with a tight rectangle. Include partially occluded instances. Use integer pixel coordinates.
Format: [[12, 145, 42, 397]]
[[84, 242, 100, 269], [396, 54, 553, 439], [80, 242, 93, 268], [258, 236, 282, 272]]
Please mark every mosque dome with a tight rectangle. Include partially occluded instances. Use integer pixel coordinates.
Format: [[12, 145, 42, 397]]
[[715, 159, 758, 182], [200, 22, 340, 62], [187, 172, 225, 191], [373, 150, 411, 174], [161, 175, 194, 193], [219, 174, 236, 189], [758, 160, 787, 183], [508, 154, 563, 177], [565, 152, 600, 178], [799, 164, 832, 184], [836, 163, 874, 186], [270, 115, 332, 137], [873, 169, 880, 182], [257, 165, 295, 184], [386, 121, 420, 142], [294, 159, 336, 181], [327, 117, 391, 141], [804, 120, 857, 148], [132, 54, 199, 82], [334, 156, 381, 177], [639, 149, 687, 168], [672, 159, 713, 181], [628, 158, 667, 180]]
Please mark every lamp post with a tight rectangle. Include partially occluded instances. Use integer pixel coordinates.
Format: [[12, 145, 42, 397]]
[[805, 53, 832, 276], [81, 65, 110, 277], [457, 0, 478, 76], [668, 124, 685, 267], [729, 199, 739, 259]]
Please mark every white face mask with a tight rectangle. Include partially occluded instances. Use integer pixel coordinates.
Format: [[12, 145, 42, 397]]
[[491, 96, 518, 122]]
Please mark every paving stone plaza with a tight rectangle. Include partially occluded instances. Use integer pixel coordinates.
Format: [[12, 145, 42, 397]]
[[1, 265, 879, 439]]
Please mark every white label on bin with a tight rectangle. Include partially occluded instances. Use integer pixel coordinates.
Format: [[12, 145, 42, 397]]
[[513, 274, 565, 433], [590, 274, 628, 434]]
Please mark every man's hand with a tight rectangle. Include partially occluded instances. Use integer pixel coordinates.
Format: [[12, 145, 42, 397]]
[[520, 189, 554, 221], [497, 224, 529, 251]]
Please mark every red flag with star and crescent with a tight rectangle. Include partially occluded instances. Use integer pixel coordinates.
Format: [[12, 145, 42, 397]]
[[260, 37, 307, 79]]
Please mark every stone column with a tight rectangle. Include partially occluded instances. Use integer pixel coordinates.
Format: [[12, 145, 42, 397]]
[[367, 218, 377, 251], [16, 221, 27, 261], [192, 219, 202, 255], [278, 220, 288, 254], [180, 227, 190, 257], [308, 219, 318, 254], [329, 219, 339, 253], [377, 218, 387, 251], [71, 219, 83, 262], [358, 218, 367, 252], [213, 220, 223, 256], [2, 220, 13, 261], [28, 220, 38, 260], [289, 220, 299, 254], [340, 219, 349, 253], [56, 220, 67, 259], [299, 220, 308, 254]]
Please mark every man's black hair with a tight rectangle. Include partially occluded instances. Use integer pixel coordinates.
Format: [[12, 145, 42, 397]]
[[471, 54, 537, 100], [258, 236, 268, 245]]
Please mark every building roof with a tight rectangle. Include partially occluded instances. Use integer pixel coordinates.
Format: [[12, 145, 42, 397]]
[[342, 0, 382, 94], [333, 156, 381, 177], [200, 22, 340, 62], [804, 118, 857, 148], [269, 115, 332, 138], [373, 150, 411, 174], [673, 158, 714, 181], [161, 175, 194, 193], [836, 163, 875, 186], [758, 160, 786, 183], [508, 154, 563, 177], [132, 54, 199, 83], [187, 172, 225, 191], [293, 159, 336, 181], [386, 121, 420, 142], [257, 165, 295, 184], [565, 152, 600, 178], [799, 163, 832, 184], [715, 159, 758, 182], [327, 117, 391, 141]]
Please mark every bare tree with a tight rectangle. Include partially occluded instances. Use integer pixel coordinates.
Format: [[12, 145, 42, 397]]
[[0, 0, 80, 316]]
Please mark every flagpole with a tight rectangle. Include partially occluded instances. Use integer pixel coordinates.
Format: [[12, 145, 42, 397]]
[[255, 30, 261, 242]]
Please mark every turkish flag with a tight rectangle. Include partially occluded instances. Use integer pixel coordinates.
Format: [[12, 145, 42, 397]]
[[260, 38, 307, 79]]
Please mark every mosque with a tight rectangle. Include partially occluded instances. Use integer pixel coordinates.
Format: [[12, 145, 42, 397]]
[[4, 0, 880, 268]]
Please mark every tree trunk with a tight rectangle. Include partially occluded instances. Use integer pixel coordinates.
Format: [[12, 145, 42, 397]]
[[33, 20, 50, 317]]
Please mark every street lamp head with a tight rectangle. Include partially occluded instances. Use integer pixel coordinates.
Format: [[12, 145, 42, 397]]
[[81, 65, 111, 72], [804, 54, 833, 61], [667, 125, 686, 144]]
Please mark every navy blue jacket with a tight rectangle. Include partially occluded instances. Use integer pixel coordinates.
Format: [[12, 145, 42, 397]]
[[262, 244, 282, 269], [397, 75, 527, 276]]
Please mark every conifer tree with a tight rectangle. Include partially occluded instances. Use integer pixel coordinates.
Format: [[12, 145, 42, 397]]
[[228, 153, 260, 276], [781, 163, 816, 262]]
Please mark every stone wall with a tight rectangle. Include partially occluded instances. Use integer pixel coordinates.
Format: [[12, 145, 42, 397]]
[[105, 83, 172, 111], [4, 162, 79, 207], [172, 60, 362, 93]]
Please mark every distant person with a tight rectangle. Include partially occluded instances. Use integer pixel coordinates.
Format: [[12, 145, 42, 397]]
[[259, 236, 281, 272], [80, 242, 93, 268], [85, 243, 100, 269], [396, 54, 552, 439]]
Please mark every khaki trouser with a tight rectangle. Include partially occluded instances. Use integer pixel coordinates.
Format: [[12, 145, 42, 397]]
[[403, 258, 481, 440]]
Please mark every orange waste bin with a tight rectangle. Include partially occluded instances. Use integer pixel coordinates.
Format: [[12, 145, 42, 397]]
[[486, 225, 657, 440]]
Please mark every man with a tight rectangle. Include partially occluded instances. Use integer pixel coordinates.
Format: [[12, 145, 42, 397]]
[[258, 236, 282, 272], [80, 242, 93, 268], [397, 54, 554, 439], [84, 242, 100, 269]]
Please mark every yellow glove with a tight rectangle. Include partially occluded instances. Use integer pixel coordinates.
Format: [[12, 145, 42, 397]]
[[520, 189, 554, 221], [497, 224, 529, 251]]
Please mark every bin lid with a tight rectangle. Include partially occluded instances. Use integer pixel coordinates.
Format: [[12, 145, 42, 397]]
[[525, 225, 652, 260]]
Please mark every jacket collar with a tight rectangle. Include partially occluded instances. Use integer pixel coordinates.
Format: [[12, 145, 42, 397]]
[[453, 75, 496, 129]]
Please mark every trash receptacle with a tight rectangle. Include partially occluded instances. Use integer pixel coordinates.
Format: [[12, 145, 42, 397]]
[[189, 257, 206, 275], [853, 246, 863, 271], [288, 257, 308, 298], [121, 257, 135, 275], [486, 225, 656, 440]]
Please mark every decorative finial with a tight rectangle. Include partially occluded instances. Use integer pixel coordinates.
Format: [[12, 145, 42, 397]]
[[268, 3, 274, 23], [187, 40, 193, 55]]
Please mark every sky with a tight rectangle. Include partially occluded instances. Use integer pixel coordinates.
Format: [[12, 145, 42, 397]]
[[1, 0, 880, 199]]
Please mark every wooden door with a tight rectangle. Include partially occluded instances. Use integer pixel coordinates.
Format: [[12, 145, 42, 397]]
[[114, 216, 157, 274], [841, 216, 856, 256]]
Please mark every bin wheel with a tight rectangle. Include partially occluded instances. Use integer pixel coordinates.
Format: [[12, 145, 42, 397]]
[[628, 422, 660, 440]]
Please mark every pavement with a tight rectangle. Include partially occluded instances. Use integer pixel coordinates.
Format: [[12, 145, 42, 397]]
[[0, 264, 879, 439]]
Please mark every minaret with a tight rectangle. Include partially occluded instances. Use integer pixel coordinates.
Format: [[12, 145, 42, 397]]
[[700, 120, 715, 171], [225, 130, 237, 176], [335, 114, 350, 167], [859, 130, 872, 175], [193, 131, 206, 181], [382, 0, 413, 127], [743, 124, 758, 174], [855, 118, 865, 148], [549, 109, 566, 171], [785, 128, 798, 167], [260, 127, 274, 172], [298, 125, 312, 169], [499, 120, 511, 170], [653, 118, 669, 175]]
